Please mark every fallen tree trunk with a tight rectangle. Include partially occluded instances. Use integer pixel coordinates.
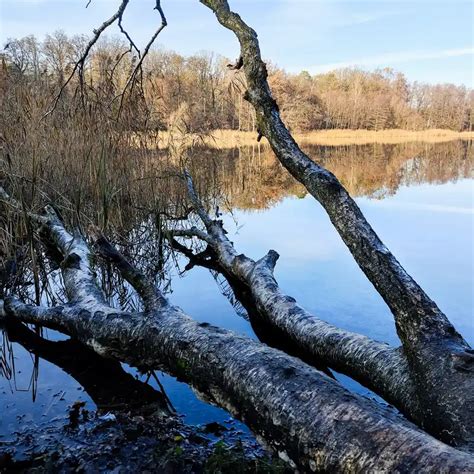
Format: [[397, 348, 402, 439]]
[[1, 195, 473, 471], [199, 0, 474, 451], [170, 172, 474, 449], [170, 174, 418, 416]]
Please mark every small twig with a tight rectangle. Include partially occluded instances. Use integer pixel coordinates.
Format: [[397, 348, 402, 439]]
[[110, 47, 133, 78], [118, 10, 141, 57]]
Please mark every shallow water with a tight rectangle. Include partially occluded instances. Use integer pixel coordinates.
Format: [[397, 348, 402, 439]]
[[1, 140, 473, 441]]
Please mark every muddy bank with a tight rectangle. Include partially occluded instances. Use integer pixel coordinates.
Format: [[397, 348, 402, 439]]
[[0, 320, 287, 473], [1, 406, 287, 473]]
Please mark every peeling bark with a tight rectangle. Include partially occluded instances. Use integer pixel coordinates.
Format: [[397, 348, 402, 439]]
[[198, 0, 474, 450], [1, 199, 473, 471]]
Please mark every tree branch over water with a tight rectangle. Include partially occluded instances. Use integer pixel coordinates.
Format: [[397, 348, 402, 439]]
[[198, 0, 474, 450], [1, 0, 473, 469]]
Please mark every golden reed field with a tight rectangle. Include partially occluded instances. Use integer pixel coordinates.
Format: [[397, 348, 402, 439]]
[[134, 129, 474, 150]]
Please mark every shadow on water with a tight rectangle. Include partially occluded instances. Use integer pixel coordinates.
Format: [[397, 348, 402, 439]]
[[1, 319, 172, 415]]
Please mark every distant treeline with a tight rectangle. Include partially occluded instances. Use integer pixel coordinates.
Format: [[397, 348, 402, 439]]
[[2, 32, 473, 132]]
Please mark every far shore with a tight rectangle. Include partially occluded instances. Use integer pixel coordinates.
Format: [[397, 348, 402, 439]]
[[132, 128, 474, 150], [205, 129, 474, 148]]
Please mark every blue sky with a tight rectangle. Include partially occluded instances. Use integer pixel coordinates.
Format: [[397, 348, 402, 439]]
[[0, 0, 472, 85]]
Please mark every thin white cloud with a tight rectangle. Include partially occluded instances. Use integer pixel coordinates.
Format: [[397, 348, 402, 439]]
[[308, 47, 474, 74]]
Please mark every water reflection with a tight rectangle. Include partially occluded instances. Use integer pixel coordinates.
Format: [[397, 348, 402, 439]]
[[1, 140, 472, 441], [2, 320, 172, 414], [189, 140, 472, 210], [309, 141, 471, 198]]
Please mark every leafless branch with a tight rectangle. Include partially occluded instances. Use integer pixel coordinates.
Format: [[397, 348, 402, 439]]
[[118, 10, 141, 57], [114, 0, 168, 115], [43, 0, 133, 119]]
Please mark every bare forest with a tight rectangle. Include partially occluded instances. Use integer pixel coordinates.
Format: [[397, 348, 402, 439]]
[[2, 32, 473, 135]]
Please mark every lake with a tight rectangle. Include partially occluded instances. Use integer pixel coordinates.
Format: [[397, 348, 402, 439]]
[[1, 139, 472, 444]]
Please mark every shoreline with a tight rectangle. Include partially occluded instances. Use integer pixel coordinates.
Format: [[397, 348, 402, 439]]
[[140, 129, 474, 150], [206, 129, 474, 148]]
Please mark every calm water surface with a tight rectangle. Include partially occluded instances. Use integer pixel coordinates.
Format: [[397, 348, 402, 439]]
[[1, 140, 473, 440]]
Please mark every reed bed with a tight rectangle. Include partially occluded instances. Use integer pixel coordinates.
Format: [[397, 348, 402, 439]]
[[203, 129, 474, 149]]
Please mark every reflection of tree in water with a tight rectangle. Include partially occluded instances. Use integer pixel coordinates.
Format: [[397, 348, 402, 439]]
[[1, 140, 471, 302], [2, 139, 470, 240], [305, 140, 472, 200], [188, 140, 472, 210], [1, 140, 471, 319], [1, 330, 14, 379], [187, 145, 305, 211], [1, 140, 470, 332], [1, 319, 172, 414]]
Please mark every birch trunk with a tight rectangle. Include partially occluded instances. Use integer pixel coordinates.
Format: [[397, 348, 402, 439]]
[[198, 0, 474, 451]]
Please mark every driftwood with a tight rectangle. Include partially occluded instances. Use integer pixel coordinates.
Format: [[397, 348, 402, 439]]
[[198, 0, 474, 451], [1, 191, 473, 472]]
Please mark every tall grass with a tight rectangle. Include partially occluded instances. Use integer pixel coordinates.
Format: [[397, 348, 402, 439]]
[[0, 65, 191, 307]]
